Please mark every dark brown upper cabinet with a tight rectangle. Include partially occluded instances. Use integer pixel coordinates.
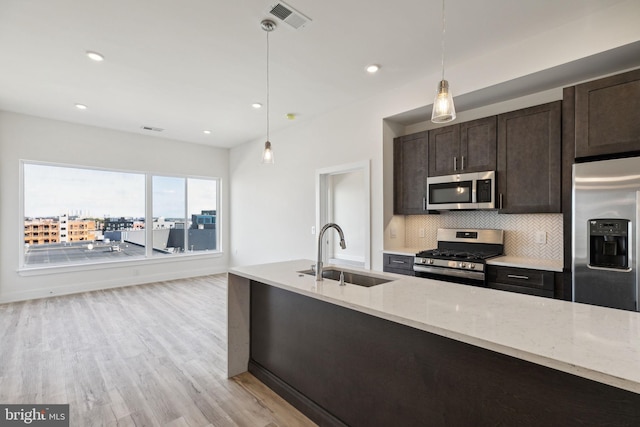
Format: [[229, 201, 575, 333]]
[[574, 68, 640, 159], [428, 116, 497, 176], [394, 131, 429, 214], [497, 101, 562, 213]]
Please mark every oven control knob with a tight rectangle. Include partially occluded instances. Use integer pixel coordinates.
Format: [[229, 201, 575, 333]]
[[460, 262, 466, 268], [428, 258, 434, 265], [469, 263, 476, 269]]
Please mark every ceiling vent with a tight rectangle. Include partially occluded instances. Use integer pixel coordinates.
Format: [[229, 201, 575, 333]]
[[267, 2, 311, 30], [141, 126, 164, 132]]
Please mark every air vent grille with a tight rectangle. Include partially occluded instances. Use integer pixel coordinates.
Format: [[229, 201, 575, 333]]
[[270, 3, 292, 20], [268, 2, 311, 30], [141, 126, 164, 132]]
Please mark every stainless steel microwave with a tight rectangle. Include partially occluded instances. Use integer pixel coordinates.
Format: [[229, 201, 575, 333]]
[[426, 171, 496, 210]]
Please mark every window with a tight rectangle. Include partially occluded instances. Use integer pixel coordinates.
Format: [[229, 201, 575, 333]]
[[151, 176, 218, 255], [22, 162, 220, 268]]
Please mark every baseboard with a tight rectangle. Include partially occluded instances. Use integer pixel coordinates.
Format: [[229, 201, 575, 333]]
[[248, 360, 348, 427]]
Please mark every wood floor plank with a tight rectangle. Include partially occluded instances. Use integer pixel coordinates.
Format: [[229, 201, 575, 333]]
[[0, 274, 316, 427]]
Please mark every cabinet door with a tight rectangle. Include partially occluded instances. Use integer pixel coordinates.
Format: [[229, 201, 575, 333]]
[[497, 101, 561, 213], [394, 132, 428, 214], [486, 265, 554, 298], [460, 116, 497, 173], [383, 253, 415, 276], [428, 125, 460, 176], [575, 68, 640, 159]]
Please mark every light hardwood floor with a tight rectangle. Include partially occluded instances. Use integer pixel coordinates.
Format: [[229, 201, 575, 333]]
[[0, 274, 317, 427]]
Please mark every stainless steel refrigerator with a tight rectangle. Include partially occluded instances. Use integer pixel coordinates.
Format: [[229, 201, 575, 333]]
[[573, 156, 640, 312]]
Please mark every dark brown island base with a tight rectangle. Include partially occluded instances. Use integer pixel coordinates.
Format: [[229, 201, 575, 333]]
[[227, 261, 640, 427], [249, 280, 640, 427]]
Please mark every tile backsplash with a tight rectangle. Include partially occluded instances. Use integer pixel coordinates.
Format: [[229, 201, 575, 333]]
[[405, 211, 563, 260]]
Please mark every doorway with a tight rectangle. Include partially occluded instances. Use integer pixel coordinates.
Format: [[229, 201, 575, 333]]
[[316, 160, 370, 269]]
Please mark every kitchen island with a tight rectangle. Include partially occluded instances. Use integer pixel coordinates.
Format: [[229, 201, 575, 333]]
[[228, 260, 640, 426]]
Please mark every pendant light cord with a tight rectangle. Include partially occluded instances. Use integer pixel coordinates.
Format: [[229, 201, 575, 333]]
[[440, 0, 446, 81], [266, 29, 270, 142]]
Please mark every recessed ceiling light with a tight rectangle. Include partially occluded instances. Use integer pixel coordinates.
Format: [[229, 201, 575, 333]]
[[75, 103, 88, 110], [285, 113, 296, 120], [252, 103, 263, 109], [366, 64, 380, 74], [203, 130, 212, 135], [86, 51, 104, 62]]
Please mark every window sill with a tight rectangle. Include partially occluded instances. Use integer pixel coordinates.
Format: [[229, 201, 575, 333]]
[[17, 251, 224, 277]]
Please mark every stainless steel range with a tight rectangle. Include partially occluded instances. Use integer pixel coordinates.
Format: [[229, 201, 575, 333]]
[[414, 229, 504, 286]]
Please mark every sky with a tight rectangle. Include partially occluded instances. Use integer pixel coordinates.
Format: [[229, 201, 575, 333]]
[[24, 163, 217, 219]]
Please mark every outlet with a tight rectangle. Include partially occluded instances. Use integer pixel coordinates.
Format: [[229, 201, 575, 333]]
[[535, 231, 547, 244], [419, 228, 425, 238], [390, 226, 397, 239]]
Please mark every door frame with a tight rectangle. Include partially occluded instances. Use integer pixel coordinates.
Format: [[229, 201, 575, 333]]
[[316, 160, 371, 269]]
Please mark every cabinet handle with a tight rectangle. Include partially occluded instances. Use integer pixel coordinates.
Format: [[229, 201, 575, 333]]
[[500, 193, 503, 209], [461, 156, 465, 170], [391, 260, 406, 264], [453, 156, 457, 171], [423, 197, 426, 211], [507, 274, 529, 280]]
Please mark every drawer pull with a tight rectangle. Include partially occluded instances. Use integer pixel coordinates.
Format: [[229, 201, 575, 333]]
[[507, 274, 529, 280], [391, 260, 406, 264]]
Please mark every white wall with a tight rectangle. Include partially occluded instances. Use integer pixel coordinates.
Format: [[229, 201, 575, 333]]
[[330, 171, 365, 263], [230, 2, 640, 271], [0, 111, 230, 303]]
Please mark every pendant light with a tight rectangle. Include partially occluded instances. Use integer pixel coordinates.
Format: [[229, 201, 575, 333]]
[[431, 0, 456, 123], [261, 19, 276, 164]]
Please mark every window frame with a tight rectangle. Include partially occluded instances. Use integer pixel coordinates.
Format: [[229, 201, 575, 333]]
[[19, 160, 222, 274]]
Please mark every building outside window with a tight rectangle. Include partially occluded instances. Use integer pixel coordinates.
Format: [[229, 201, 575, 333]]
[[22, 162, 220, 268]]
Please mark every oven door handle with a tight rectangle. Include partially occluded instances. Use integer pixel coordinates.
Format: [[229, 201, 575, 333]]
[[413, 264, 485, 281]]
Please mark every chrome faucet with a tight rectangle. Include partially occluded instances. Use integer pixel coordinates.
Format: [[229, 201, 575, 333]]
[[316, 223, 346, 281]]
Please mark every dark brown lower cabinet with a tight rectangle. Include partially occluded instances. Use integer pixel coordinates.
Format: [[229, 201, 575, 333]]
[[486, 265, 554, 298], [249, 280, 640, 427], [382, 253, 414, 276]]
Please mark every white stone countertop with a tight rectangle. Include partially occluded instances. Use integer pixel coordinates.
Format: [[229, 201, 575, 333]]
[[229, 259, 640, 394], [382, 247, 424, 256], [487, 256, 564, 272], [382, 249, 564, 272]]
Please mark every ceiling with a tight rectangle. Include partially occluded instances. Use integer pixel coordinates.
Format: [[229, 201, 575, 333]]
[[0, 0, 635, 148]]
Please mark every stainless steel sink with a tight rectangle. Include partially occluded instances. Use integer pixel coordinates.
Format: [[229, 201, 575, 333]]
[[298, 268, 391, 287]]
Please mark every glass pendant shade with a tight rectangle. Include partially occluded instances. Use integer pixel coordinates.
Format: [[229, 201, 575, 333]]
[[431, 79, 456, 123], [261, 140, 274, 164]]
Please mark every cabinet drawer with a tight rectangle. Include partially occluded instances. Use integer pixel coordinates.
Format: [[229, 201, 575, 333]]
[[383, 254, 414, 274], [486, 266, 554, 297]]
